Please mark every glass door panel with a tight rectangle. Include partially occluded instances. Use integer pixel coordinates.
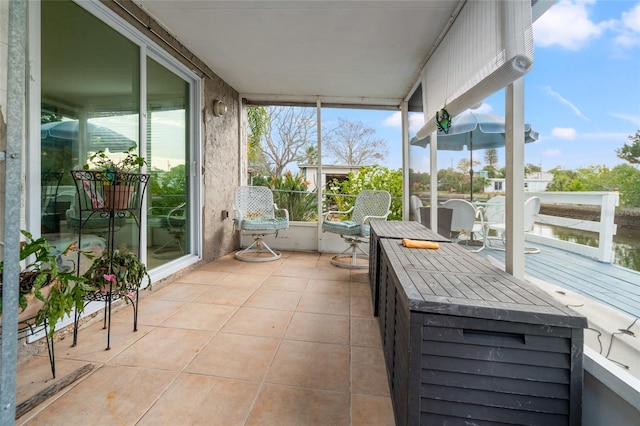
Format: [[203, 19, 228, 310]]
[[41, 0, 140, 273], [146, 57, 190, 267]]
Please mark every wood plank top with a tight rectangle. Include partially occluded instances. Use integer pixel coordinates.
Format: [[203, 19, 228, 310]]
[[380, 239, 587, 328], [369, 220, 450, 242]]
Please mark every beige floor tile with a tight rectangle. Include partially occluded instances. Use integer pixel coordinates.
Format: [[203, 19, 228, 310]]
[[221, 306, 292, 338], [16, 357, 95, 406], [144, 282, 208, 302], [285, 312, 349, 345], [271, 265, 317, 279], [351, 346, 390, 397], [58, 320, 154, 364], [160, 302, 237, 331], [110, 298, 185, 327], [109, 327, 213, 371], [139, 373, 260, 425], [261, 275, 309, 292], [305, 279, 350, 296], [176, 269, 229, 285], [351, 269, 370, 283], [186, 332, 279, 381], [351, 394, 395, 426], [195, 284, 255, 306], [21, 365, 177, 425], [247, 384, 350, 426], [266, 340, 350, 392], [297, 292, 350, 316], [351, 317, 382, 348], [351, 281, 372, 298], [218, 272, 269, 289], [244, 288, 302, 311], [351, 294, 374, 317], [310, 265, 352, 281]]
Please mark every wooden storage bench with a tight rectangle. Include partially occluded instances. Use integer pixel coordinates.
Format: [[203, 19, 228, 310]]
[[375, 236, 587, 426]]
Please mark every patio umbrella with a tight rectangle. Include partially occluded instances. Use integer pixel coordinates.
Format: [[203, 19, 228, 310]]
[[41, 120, 137, 153], [410, 112, 538, 200]]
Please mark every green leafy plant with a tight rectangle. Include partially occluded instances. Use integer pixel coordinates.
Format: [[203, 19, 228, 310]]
[[83, 147, 146, 173], [83, 249, 150, 295], [0, 230, 93, 337], [256, 171, 317, 221]]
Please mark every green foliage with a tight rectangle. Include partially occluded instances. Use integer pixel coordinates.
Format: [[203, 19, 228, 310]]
[[484, 148, 498, 167], [255, 171, 317, 221], [0, 230, 93, 337], [149, 164, 187, 209], [409, 169, 430, 193], [83, 249, 150, 294], [326, 165, 402, 220], [247, 106, 269, 165], [548, 165, 640, 207], [616, 131, 640, 164], [84, 147, 147, 173]]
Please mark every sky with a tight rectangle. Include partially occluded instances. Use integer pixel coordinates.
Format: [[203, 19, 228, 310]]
[[325, 0, 640, 173]]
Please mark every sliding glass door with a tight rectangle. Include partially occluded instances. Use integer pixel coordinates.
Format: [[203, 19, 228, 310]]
[[39, 0, 195, 271]]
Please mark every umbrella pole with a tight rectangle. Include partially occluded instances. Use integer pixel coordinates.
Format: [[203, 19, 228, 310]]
[[469, 133, 473, 202]]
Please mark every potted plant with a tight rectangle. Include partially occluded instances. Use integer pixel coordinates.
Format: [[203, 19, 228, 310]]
[[0, 230, 93, 337], [82, 249, 151, 297], [82, 147, 147, 210]]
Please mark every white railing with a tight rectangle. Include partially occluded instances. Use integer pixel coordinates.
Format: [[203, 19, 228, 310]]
[[526, 191, 619, 263]]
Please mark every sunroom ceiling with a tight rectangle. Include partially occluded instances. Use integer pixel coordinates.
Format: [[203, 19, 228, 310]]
[[135, 1, 463, 107]]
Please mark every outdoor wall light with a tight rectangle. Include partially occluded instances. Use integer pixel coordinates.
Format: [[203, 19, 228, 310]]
[[213, 99, 227, 117]]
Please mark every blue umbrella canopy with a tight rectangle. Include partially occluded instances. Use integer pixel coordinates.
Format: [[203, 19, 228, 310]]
[[410, 112, 539, 200], [41, 120, 137, 152], [410, 112, 539, 150]]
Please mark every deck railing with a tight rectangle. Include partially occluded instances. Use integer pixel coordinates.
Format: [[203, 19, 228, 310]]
[[526, 191, 619, 263]]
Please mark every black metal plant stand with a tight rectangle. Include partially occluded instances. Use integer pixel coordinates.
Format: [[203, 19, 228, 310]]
[[70, 170, 150, 350]]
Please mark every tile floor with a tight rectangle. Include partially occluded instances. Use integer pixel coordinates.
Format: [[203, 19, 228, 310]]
[[15, 251, 395, 425]]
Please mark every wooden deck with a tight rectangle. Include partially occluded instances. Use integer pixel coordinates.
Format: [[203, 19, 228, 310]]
[[479, 242, 640, 320]]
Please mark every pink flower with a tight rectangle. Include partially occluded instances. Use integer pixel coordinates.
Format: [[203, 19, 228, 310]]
[[103, 274, 116, 283]]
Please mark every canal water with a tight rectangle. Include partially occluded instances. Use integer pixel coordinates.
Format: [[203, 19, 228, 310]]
[[533, 225, 640, 273]]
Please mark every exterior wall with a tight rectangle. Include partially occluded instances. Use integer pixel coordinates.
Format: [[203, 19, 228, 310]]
[[81, 1, 242, 263]]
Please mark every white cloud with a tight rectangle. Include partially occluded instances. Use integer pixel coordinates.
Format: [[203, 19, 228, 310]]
[[551, 127, 577, 139], [543, 149, 563, 157], [543, 86, 588, 120], [615, 3, 640, 48], [609, 113, 640, 127], [533, 0, 611, 50], [383, 111, 425, 134]]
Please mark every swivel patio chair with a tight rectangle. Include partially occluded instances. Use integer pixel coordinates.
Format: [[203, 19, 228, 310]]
[[441, 199, 485, 252], [322, 189, 391, 269], [233, 186, 289, 262]]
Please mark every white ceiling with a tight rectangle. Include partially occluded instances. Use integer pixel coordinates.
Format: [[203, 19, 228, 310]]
[[135, 1, 463, 107]]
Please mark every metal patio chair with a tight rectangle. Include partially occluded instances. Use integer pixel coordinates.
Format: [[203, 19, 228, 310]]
[[441, 199, 485, 252], [322, 189, 391, 269], [233, 186, 289, 262]]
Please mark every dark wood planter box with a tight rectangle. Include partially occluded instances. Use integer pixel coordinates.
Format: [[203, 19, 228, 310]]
[[373, 229, 587, 426], [369, 220, 450, 316]]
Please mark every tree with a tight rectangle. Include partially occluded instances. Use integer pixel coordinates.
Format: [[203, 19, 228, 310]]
[[300, 145, 318, 165], [323, 118, 388, 165], [616, 131, 640, 164], [327, 165, 403, 220], [247, 106, 268, 165], [484, 148, 498, 167], [260, 106, 316, 177], [524, 163, 542, 177]]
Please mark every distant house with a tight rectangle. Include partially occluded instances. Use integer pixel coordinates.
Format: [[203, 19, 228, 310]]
[[484, 171, 553, 193], [299, 164, 365, 192]]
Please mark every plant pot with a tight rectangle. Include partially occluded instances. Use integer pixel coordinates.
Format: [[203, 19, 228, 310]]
[[104, 184, 134, 210]]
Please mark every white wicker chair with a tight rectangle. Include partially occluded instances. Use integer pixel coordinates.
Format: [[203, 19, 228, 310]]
[[233, 186, 289, 262], [322, 190, 391, 269]]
